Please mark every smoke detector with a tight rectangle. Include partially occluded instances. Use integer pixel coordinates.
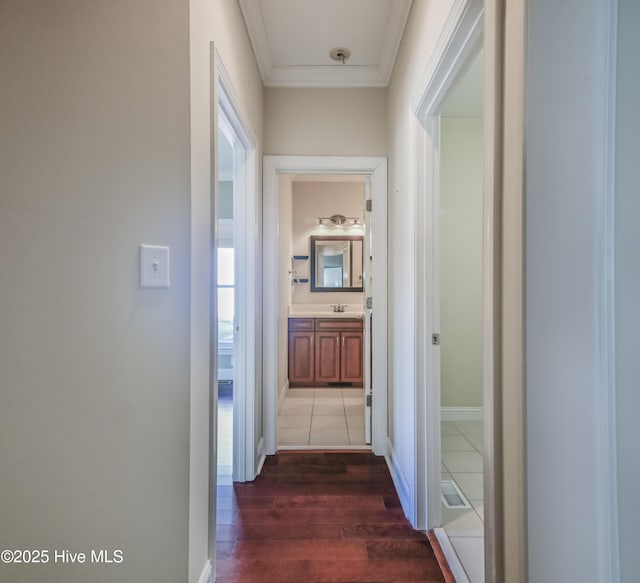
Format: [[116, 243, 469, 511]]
[[329, 47, 351, 65]]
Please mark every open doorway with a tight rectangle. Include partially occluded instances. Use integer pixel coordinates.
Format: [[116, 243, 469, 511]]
[[411, 1, 489, 581], [215, 124, 236, 487], [212, 74, 259, 494], [276, 175, 369, 449], [437, 49, 485, 582], [262, 156, 388, 457]]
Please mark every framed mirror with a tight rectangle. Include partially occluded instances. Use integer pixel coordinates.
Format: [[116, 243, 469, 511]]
[[310, 236, 364, 292]]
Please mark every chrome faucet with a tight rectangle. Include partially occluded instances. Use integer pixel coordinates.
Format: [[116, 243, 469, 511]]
[[332, 303, 346, 313]]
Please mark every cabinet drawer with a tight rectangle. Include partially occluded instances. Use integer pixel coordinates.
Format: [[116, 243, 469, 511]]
[[289, 318, 315, 331], [315, 318, 363, 331]]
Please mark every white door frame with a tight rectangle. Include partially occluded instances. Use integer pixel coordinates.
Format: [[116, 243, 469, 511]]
[[363, 176, 373, 444], [411, 0, 495, 569], [263, 156, 388, 456], [214, 64, 259, 484], [208, 49, 260, 566]]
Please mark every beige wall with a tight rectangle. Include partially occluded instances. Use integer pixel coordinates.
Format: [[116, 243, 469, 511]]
[[0, 1, 191, 582], [440, 117, 483, 408], [386, 0, 457, 498], [278, 176, 293, 402], [189, 0, 264, 580], [264, 88, 387, 156], [291, 182, 365, 306]]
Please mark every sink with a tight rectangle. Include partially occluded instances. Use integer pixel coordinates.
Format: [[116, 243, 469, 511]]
[[290, 311, 364, 319], [288, 304, 364, 319]]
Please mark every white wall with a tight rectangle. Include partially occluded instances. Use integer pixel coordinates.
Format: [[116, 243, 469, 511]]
[[291, 181, 365, 306], [0, 1, 191, 582], [524, 0, 615, 580], [440, 117, 483, 408], [189, 0, 264, 579], [277, 176, 293, 404], [615, 0, 640, 579], [387, 0, 456, 520], [264, 88, 387, 156]]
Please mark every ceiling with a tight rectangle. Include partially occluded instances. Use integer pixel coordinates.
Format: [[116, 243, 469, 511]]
[[238, 0, 413, 87]]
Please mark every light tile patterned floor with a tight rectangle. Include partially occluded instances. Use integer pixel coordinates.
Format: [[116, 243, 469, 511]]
[[217, 390, 233, 485], [441, 419, 485, 582], [278, 388, 367, 447]]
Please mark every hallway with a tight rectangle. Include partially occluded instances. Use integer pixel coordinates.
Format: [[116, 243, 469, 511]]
[[215, 452, 452, 583]]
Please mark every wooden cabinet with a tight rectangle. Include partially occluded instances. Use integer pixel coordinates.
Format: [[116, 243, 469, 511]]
[[288, 319, 316, 385], [341, 331, 364, 383], [288, 331, 315, 385], [314, 331, 341, 383], [288, 318, 363, 387]]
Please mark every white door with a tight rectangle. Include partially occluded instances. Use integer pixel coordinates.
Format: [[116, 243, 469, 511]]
[[363, 178, 373, 444]]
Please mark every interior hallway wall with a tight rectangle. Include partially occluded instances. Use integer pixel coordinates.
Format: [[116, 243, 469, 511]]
[[440, 116, 483, 408], [524, 0, 617, 580], [264, 88, 387, 156], [386, 0, 457, 520], [0, 1, 191, 582], [614, 0, 640, 579], [277, 176, 293, 404], [291, 181, 365, 306], [189, 0, 264, 579]]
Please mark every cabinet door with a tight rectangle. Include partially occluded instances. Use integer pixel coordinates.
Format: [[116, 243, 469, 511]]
[[288, 331, 315, 385], [315, 331, 341, 383], [341, 331, 364, 385]]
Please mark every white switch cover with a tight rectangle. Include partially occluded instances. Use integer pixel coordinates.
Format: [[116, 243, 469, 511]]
[[140, 244, 170, 288]]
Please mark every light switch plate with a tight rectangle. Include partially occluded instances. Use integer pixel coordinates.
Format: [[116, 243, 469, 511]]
[[139, 244, 170, 288]]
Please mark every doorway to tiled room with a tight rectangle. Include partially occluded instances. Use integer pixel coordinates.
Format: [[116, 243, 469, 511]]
[[215, 122, 236, 488], [275, 174, 370, 450], [262, 156, 389, 458], [436, 47, 485, 583], [212, 76, 259, 490], [412, 5, 487, 577]]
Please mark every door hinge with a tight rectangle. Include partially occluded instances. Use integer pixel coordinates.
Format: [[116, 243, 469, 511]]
[[366, 394, 372, 407], [366, 296, 373, 309], [432, 333, 440, 346], [365, 199, 372, 212]]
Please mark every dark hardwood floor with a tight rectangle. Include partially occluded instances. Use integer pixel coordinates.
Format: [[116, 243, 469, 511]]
[[215, 451, 452, 583]]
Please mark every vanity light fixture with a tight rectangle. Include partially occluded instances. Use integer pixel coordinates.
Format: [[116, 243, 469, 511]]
[[316, 214, 360, 228]]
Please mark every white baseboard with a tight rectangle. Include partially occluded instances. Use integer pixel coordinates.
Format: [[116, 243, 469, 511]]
[[256, 436, 266, 477], [197, 559, 212, 583], [279, 444, 371, 451], [434, 528, 470, 583], [386, 438, 413, 524], [278, 381, 289, 412], [441, 406, 483, 421]]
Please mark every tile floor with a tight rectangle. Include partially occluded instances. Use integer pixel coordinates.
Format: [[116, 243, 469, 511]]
[[441, 419, 484, 583], [217, 388, 233, 486], [278, 388, 367, 448]]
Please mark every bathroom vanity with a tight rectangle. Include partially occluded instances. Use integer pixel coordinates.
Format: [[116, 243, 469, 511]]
[[288, 317, 364, 387]]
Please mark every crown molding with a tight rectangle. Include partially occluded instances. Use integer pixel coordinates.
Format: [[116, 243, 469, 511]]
[[239, 0, 412, 88], [266, 65, 387, 88]]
